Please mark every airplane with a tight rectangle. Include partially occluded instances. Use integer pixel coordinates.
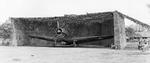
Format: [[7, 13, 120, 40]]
[[28, 21, 114, 47], [28, 34, 114, 47]]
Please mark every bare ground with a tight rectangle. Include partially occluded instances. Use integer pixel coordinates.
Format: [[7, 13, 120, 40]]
[[0, 43, 150, 63]]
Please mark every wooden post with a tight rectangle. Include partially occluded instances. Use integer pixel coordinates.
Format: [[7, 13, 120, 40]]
[[113, 11, 126, 49]]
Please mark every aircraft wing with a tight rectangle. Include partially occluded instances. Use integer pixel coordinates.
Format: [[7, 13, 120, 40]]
[[28, 35, 113, 45], [28, 35, 56, 41], [65, 35, 114, 44]]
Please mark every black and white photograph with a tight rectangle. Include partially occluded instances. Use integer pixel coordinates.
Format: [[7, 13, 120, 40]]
[[0, 0, 150, 63]]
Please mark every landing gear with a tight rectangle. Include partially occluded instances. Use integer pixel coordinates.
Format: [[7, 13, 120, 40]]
[[73, 40, 77, 47], [53, 39, 57, 47]]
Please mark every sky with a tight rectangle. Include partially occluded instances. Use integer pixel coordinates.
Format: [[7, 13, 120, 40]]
[[0, 0, 150, 25]]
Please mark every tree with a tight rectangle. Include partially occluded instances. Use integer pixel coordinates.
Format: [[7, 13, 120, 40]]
[[125, 26, 141, 37], [0, 21, 13, 39]]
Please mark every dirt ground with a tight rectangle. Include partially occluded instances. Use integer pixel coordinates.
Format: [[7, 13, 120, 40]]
[[0, 43, 150, 63]]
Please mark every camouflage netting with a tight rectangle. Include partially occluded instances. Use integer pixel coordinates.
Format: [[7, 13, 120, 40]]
[[11, 12, 114, 47]]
